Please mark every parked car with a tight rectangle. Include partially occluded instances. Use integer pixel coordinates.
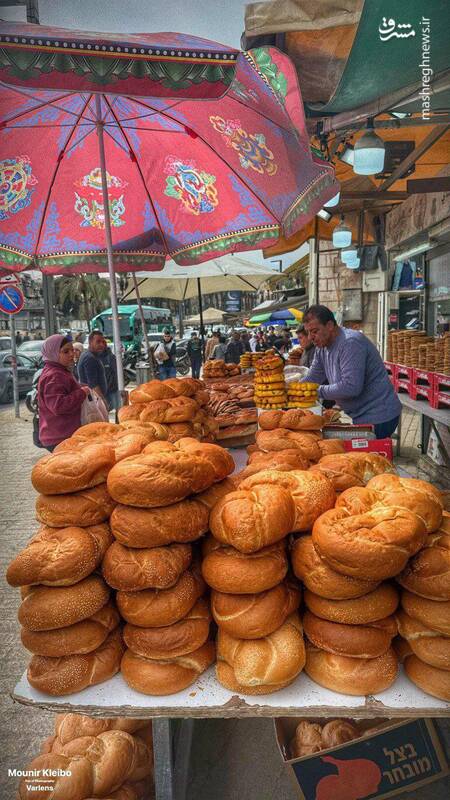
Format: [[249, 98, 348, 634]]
[[0, 351, 36, 403], [18, 339, 44, 361], [0, 336, 12, 351]]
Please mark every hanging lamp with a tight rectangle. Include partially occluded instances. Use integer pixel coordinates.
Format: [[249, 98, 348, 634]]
[[354, 119, 385, 175], [332, 216, 352, 248], [341, 246, 358, 263], [324, 190, 341, 207]]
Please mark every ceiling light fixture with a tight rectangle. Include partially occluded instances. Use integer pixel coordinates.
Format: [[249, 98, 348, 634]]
[[317, 209, 332, 222], [341, 247, 358, 263], [339, 144, 354, 166], [332, 216, 352, 248], [346, 257, 360, 269], [354, 118, 386, 175], [324, 190, 341, 208]]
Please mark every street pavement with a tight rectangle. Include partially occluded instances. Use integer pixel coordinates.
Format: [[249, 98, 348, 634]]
[[0, 405, 448, 800]]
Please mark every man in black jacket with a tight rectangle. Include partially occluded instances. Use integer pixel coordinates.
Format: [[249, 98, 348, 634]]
[[187, 332, 202, 378], [225, 331, 245, 364]]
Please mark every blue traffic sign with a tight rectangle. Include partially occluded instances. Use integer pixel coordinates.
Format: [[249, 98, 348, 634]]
[[0, 284, 24, 315]]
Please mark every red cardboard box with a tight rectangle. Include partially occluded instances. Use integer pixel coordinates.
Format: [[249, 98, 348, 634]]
[[274, 717, 448, 800], [343, 437, 393, 461]]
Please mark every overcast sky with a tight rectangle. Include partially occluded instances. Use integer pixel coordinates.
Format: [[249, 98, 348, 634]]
[[38, 0, 250, 48]]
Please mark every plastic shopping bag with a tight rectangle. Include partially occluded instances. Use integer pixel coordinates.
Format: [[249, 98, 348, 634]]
[[80, 391, 109, 425]]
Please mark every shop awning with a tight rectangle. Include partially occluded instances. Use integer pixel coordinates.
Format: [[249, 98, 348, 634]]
[[245, 0, 450, 115]]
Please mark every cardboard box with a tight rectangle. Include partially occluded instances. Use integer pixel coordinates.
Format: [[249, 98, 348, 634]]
[[344, 437, 394, 461], [274, 717, 448, 800]]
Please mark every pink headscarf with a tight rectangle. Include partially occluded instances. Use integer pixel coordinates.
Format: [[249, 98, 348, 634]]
[[41, 334, 67, 364]]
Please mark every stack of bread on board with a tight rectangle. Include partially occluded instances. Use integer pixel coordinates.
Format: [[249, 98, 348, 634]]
[[6, 399, 449, 701]]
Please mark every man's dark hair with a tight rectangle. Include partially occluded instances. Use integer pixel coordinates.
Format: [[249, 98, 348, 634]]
[[88, 329, 103, 343], [296, 325, 306, 336], [303, 305, 337, 326]]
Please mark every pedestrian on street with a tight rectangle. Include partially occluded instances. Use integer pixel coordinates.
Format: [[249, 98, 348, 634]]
[[212, 334, 227, 361], [205, 330, 220, 361], [15, 331, 23, 346], [38, 334, 89, 451], [72, 341, 84, 380], [241, 332, 252, 352], [77, 330, 108, 405], [225, 331, 245, 364], [296, 325, 316, 368], [23, 332, 30, 343], [187, 331, 203, 379], [98, 337, 120, 410], [155, 329, 177, 380], [266, 325, 276, 347]]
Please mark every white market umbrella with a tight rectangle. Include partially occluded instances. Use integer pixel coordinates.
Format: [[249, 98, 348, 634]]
[[122, 256, 277, 302], [184, 307, 226, 325]]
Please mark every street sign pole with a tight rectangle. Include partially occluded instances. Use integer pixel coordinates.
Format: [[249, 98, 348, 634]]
[[9, 315, 20, 418]]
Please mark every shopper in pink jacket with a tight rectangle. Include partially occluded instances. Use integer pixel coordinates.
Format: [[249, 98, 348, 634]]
[[38, 334, 90, 450]]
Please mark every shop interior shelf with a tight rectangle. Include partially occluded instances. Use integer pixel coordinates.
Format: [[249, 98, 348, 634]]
[[12, 668, 449, 720]]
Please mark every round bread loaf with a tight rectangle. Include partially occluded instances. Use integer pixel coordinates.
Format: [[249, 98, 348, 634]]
[[129, 380, 176, 403], [238, 450, 310, 480], [216, 614, 305, 694], [211, 582, 300, 638], [175, 438, 234, 482], [309, 453, 395, 492], [304, 642, 398, 695], [337, 474, 443, 533], [259, 409, 325, 432], [72, 422, 119, 440], [396, 513, 450, 600], [195, 477, 237, 510], [18, 575, 110, 631], [102, 541, 192, 591], [209, 485, 295, 553], [121, 640, 215, 695], [317, 439, 346, 457], [36, 483, 116, 528], [59, 729, 151, 788], [404, 654, 450, 701], [256, 429, 322, 461], [139, 397, 199, 424], [51, 714, 150, 745], [303, 610, 397, 658], [123, 599, 210, 659], [27, 628, 124, 696], [321, 720, 360, 747], [7, 523, 112, 588], [21, 601, 120, 657], [7, 525, 98, 587], [118, 403, 147, 422], [396, 609, 450, 670], [312, 506, 426, 580], [117, 569, 205, 627], [240, 470, 335, 532], [165, 422, 196, 442], [401, 590, 450, 635], [107, 450, 214, 507], [165, 377, 199, 396], [304, 585, 399, 625], [202, 539, 288, 593], [110, 498, 209, 548], [290, 720, 323, 757], [291, 535, 379, 599], [120, 420, 169, 441], [31, 444, 116, 495]]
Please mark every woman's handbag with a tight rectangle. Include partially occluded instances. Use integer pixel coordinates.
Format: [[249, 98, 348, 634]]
[[80, 391, 109, 425], [32, 414, 44, 448]]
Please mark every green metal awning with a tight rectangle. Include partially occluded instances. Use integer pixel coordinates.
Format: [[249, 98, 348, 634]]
[[307, 0, 450, 115]]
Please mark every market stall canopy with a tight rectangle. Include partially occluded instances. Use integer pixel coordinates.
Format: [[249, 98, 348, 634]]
[[184, 307, 225, 325], [246, 307, 303, 326], [0, 21, 338, 275], [121, 256, 277, 302], [244, 0, 450, 116]]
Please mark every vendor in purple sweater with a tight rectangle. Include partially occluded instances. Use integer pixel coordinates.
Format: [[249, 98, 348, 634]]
[[302, 305, 401, 439]]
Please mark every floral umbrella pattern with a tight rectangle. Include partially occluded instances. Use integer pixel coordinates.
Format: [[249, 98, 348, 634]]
[[0, 24, 338, 275]]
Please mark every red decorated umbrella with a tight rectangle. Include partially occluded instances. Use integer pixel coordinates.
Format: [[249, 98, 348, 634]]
[[0, 23, 338, 385]]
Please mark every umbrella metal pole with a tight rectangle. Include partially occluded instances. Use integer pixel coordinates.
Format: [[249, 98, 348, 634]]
[[10, 315, 20, 418], [197, 278, 205, 362], [95, 94, 125, 393], [131, 273, 151, 362]]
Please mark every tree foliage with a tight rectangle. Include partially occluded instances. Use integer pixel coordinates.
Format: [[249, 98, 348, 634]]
[[55, 275, 111, 321]]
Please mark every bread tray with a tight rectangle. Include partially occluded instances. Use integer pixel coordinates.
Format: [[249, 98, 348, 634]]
[[12, 667, 449, 720]]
